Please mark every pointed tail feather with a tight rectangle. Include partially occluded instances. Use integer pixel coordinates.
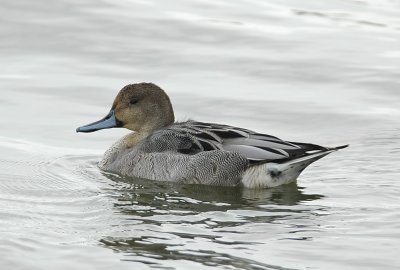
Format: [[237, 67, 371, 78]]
[[241, 144, 348, 188], [281, 144, 348, 178], [284, 149, 334, 168], [327, 144, 349, 151], [285, 144, 348, 167]]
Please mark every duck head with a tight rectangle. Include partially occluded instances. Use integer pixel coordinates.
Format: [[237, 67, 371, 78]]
[[76, 83, 175, 134]]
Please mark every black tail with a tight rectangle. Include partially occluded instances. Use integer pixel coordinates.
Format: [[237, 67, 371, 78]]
[[328, 144, 349, 151], [289, 142, 349, 152]]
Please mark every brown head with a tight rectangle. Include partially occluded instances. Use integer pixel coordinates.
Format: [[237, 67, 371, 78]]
[[76, 83, 175, 134]]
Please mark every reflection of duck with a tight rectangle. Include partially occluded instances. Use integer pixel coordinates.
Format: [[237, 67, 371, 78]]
[[169, 182, 324, 207], [103, 173, 323, 212], [77, 83, 348, 188]]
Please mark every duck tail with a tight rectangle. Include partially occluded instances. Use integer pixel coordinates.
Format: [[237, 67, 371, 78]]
[[241, 144, 349, 188], [284, 144, 349, 169], [327, 144, 349, 151]]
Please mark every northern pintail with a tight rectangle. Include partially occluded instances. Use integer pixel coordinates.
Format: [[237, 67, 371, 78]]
[[77, 83, 348, 188]]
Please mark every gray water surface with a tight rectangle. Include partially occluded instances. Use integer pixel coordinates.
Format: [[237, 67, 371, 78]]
[[1, 0, 400, 269]]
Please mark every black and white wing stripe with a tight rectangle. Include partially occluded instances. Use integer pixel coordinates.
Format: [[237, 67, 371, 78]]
[[142, 121, 328, 165], [189, 121, 328, 164]]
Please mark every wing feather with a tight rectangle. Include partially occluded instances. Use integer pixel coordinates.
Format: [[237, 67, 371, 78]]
[[140, 121, 328, 165], [223, 145, 288, 160]]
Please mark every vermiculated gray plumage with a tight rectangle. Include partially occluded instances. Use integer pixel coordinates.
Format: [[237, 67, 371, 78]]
[[99, 120, 348, 188]]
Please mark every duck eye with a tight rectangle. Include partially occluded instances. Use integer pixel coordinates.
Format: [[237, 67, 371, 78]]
[[129, 98, 139, 105]]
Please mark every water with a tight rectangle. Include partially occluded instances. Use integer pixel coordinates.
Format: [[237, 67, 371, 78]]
[[1, 0, 399, 269]]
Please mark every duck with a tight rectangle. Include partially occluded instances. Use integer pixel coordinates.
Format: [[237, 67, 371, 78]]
[[76, 83, 348, 188]]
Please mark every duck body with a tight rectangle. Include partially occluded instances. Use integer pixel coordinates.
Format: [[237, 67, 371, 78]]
[[97, 120, 346, 188], [77, 83, 347, 188]]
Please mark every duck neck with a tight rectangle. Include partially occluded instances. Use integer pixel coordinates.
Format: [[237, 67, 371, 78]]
[[123, 131, 151, 148]]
